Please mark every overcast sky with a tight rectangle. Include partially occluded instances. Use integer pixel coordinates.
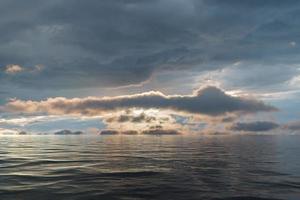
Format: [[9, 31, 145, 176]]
[[0, 0, 300, 134]]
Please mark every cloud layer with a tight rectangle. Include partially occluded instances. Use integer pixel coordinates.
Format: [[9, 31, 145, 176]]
[[230, 121, 280, 132], [1, 0, 300, 95], [1, 1, 299, 132], [4, 86, 276, 116]]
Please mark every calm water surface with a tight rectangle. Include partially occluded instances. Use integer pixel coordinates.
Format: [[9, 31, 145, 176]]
[[0, 135, 300, 200]]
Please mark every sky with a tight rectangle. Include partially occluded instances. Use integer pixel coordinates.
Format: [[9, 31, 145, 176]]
[[0, 0, 300, 135]]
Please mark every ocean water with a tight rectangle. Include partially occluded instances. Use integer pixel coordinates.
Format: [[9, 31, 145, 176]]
[[0, 135, 300, 200]]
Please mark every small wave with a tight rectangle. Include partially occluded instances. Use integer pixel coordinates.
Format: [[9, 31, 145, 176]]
[[100, 171, 161, 178], [55, 170, 161, 178], [247, 169, 289, 176], [0, 159, 96, 169], [212, 197, 283, 200]]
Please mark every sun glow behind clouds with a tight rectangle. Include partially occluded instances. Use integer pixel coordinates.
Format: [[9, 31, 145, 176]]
[[103, 108, 180, 132], [0, 85, 280, 135]]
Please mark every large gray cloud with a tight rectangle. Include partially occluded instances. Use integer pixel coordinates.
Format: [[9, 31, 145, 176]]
[[1, 0, 300, 96], [230, 121, 280, 132], [4, 86, 276, 116]]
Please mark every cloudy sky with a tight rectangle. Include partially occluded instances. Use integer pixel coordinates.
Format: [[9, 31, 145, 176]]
[[0, 0, 300, 134]]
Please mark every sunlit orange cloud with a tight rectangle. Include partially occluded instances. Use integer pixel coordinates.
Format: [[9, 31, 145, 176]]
[[4, 64, 44, 75], [5, 64, 24, 74]]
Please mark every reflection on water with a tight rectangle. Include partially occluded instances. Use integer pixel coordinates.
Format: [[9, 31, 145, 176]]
[[0, 135, 299, 200]]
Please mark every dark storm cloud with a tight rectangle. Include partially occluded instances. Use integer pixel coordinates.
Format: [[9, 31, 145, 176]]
[[230, 121, 280, 132], [1, 0, 300, 91], [5, 86, 277, 116], [106, 113, 157, 123]]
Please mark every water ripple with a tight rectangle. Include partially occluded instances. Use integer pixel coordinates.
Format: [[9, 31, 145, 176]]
[[0, 135, 299, 200]]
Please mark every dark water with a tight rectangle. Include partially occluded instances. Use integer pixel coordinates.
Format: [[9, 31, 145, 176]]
[[0, 135, 300, 200]]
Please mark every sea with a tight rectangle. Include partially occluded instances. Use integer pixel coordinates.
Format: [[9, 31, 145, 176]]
[[0, 135, 299, 200]]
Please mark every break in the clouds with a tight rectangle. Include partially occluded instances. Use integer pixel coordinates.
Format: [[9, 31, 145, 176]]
[[4, 86, 276, 116]]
